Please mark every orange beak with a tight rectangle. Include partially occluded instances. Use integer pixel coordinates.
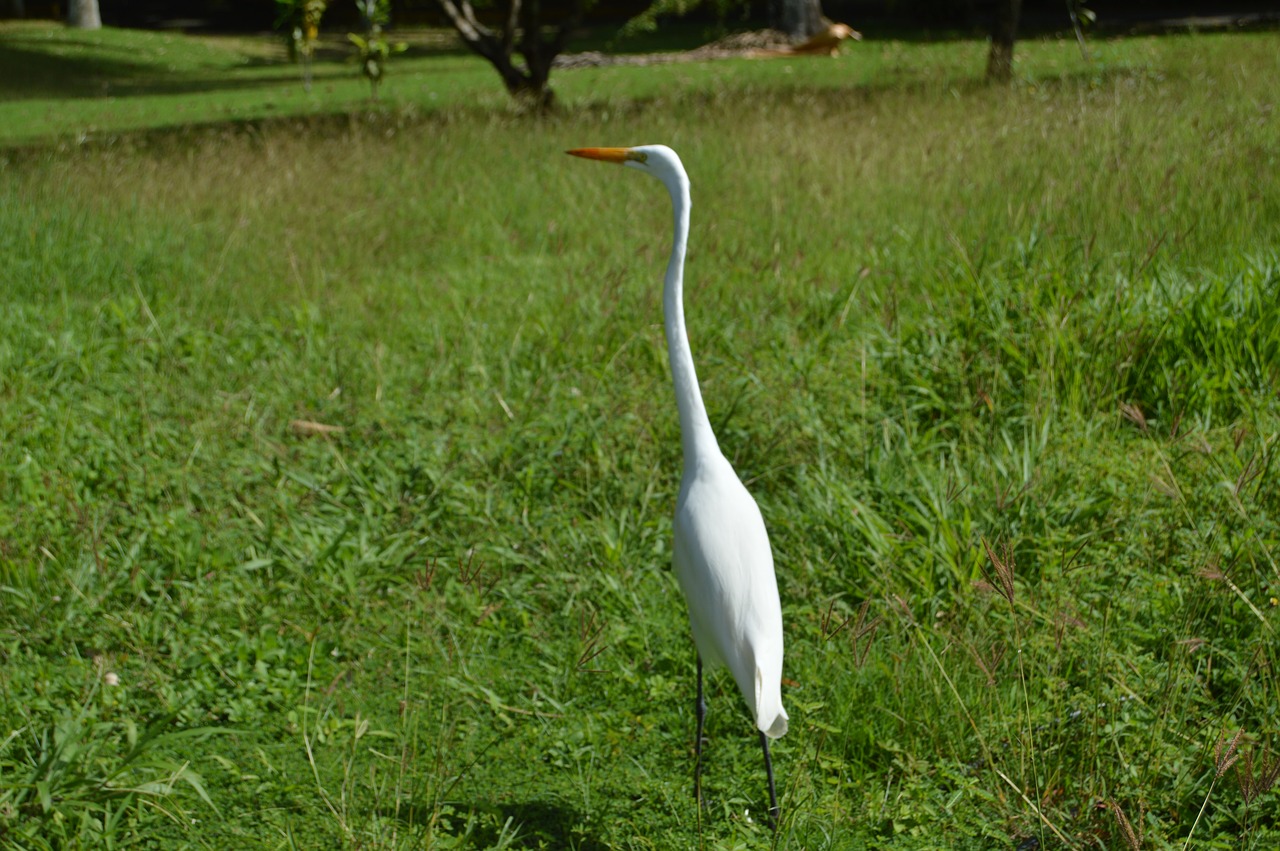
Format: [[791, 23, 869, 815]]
[[566, 147, 633, 164]]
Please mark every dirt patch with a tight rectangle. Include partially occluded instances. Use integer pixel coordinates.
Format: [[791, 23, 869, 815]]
[[554, 29, 804, 70]]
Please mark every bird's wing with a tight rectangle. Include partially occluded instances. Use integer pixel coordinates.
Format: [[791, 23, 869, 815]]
[[673, 459, 787, 736]]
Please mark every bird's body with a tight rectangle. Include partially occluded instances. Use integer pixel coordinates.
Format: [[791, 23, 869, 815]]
[[748, 21, 862, 58], [793, 21, 862, 55], [673, 453, 788, 740], [568, 144, 787, 824]]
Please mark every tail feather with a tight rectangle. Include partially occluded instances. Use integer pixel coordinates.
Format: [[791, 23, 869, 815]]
[[754, 667, 789, 739]]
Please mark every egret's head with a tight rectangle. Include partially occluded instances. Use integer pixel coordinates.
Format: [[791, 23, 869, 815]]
[[567, 145, 686, 189]]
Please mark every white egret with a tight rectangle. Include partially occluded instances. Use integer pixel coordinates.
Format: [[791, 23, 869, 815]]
[[567, 145, 788, 826]]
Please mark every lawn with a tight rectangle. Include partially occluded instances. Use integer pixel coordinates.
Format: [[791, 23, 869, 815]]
[[1, 20, 1279, 850]]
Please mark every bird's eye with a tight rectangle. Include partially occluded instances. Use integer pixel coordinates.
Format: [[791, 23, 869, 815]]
[[626, 151, 648, 164]]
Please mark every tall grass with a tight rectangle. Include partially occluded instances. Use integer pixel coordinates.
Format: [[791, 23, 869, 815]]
[[1, 28, 1278, 848]]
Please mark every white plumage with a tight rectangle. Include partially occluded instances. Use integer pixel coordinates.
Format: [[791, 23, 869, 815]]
[[674, 453, 788, 740], [568, 144, 787, 824]]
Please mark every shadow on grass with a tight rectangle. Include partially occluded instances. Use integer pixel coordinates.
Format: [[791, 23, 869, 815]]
[[0, 38, 304, 100], [1, 39, 158, 99], [389, 798, 608, 849], [0, 31, 491, 102], [0, 46, 1159, 153], [560, 58, 1155, 116]]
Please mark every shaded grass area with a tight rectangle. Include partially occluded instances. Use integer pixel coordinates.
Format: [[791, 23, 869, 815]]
[[1, 25, 1280, 850], [3, 20, 1277, 149], [0, 22, 493, 144]]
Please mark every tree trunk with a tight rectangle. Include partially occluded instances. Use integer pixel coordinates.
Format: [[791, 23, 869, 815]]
[[770, 0, 825, 41], [985, 0, 1021, 83], [7, 0, 25, 19], [1067, 0, 1091, 62], [436, 0, 579, 111], [68, 0, 101, 29]]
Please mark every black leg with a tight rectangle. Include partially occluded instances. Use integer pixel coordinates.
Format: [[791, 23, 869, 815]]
[[760, 730, 779, 830], [694, 654, 707, 807]]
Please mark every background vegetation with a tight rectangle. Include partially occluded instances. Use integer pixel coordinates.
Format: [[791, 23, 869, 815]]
[[1, 21, 1278, 849]]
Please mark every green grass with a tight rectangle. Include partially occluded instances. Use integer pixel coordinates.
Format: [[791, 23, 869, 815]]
[[3, 20, 1274, 148], [2, 22, 1280, 849]]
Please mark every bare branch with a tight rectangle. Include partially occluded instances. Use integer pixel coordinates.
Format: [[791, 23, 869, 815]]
[[437, 0, 484, 43], [501, 0, 520, 56]]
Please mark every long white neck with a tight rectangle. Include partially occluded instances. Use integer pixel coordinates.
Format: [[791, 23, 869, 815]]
[[662, 174, 720, 469]]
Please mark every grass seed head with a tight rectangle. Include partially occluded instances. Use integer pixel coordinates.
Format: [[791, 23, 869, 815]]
[[1236, 742, 1280, 806], [1119, 401, 1148, 433], [980, 537, 1016, 608], [1215, 728, 1245, 779], [1110, 800, 1144, 850]]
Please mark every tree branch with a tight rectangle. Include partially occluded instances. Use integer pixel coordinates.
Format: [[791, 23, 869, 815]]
[[501, 0, 520, 58], [436, 0, 576, 108], [437, 0, 493, 46]]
